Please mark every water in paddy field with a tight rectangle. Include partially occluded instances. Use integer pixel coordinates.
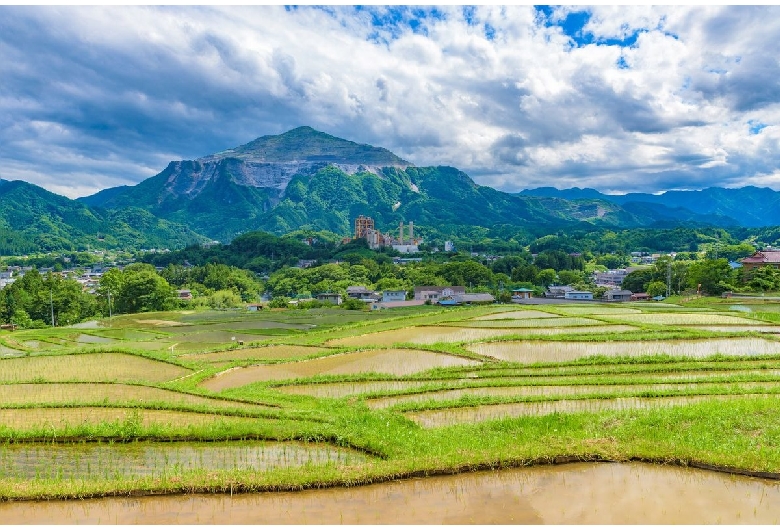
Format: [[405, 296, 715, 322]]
[[1, 462, 779, 524]]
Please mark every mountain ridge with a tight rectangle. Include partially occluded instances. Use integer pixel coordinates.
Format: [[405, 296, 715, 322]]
[[77, 127, 759, 241]]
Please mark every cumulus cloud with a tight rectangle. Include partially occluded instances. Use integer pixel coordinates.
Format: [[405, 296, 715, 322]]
[[0, 5, 779, 198]]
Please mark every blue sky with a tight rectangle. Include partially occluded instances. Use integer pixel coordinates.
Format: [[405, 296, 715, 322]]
[[1, 5, 779, 198]]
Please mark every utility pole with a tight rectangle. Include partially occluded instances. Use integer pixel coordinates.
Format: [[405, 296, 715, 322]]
[[107, 287, 112, 322], [49, 289, 55, 327], [666, 260, 672, 298]]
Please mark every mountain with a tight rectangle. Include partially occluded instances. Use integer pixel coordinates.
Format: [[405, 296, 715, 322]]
[[0, 180, 206, 254], [79, 127, 416, 241], [519, 186, 780, 227], [80, 127, 753, 242]]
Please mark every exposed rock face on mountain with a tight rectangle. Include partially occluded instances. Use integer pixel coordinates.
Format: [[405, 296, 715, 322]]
[[80, 127, 413, 240]]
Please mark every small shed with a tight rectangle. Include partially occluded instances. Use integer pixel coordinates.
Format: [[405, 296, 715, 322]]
[[604, 289, 633, 302], [511, 288, 533, 301], [317, 293, 343, 305]]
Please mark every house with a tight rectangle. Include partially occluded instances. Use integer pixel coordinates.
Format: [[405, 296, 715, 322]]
[[175, 289, 193, 300], [414, 286, 466, 302], [630, 292, 650, 301], [316, 293, 342, 305], [382, 290, 407, 302], [296, 259, 317, 269], [740, 251, 780, 272], [346, 286, 378, 301], [604, 289, 633, 302], [246, 303, 264, 311], [511, 288, 533, 302], [564, 290, 593, 300]]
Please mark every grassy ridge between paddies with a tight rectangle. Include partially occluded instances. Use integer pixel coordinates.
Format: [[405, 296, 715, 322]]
[[0, 300, 779, 499]]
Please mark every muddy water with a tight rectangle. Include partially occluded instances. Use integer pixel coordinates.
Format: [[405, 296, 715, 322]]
[[2, 462, 779, 524], [0, 441, 368, 480]]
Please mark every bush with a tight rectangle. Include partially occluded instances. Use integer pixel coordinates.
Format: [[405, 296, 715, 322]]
[[269, 296, 291, 309]]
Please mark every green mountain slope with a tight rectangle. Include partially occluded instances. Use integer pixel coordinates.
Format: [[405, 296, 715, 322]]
[[0, 180, 206, 254]]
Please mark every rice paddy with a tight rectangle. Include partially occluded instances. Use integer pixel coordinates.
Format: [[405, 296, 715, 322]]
[[0, 353, 190, 383], [466, 337, 780, 363], [404, 394, 750, 428], [2, 300, 780, 505], [0, 441, 369, 481], [200, 349, 479, 391]]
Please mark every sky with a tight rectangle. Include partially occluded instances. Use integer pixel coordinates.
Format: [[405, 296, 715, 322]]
[[1, 5, 780, 199]]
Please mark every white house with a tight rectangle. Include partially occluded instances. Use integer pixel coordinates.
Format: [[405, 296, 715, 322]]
[[382, 290, 407, 302], [564, 290, 593, 300]]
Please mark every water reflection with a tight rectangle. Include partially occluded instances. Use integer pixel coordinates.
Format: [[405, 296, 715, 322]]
[[1, 462, 778, 524]]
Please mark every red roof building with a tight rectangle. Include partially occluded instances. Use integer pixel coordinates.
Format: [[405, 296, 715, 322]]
[[740, 251, 780, 271]]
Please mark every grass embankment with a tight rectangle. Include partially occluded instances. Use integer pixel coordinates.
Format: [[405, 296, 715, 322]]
[[0, 301, 779, 499]]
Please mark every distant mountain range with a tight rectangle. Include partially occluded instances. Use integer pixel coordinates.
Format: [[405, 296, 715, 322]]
[[517, 187, 780, 227], [3, 126, 780, 255]]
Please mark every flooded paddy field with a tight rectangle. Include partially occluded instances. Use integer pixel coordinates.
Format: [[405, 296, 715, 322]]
[[0, 407, 263, 430], [0, 352, 190, 383], [2, 462, 778, 524], [458, 317, 606, 328], [367, 381, 780, 409], [0, 441, 369, 481], [200, 349, 479, 391], [182, 345, 333, 363], [0, 383, 269, 411], [468, 337, 780, 363], [606, 313, 761, 326], [471, 310, 561, 319], [404, 394, 750, 428], [326, 324, 636, 347]]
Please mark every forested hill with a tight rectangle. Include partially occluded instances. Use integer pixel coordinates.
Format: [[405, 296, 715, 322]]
[[519, 186, 780, 227], [0, 179, 206, 254]]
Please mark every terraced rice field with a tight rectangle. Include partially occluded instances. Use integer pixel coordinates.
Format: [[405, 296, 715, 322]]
[[0, 441, 369, 480], [0, 383, 269, 411], [182, 345, 332, 363], [471, 310, 560, 320], [605, 313, 761, 325], [405, 395, 751, 428], [467, 337, 780, 363], [367, 381, 780, 409], [0, 353, 190, 383], [0, 408, 261, 430], [201, 349, 479, 391], [4, 302, 780, 503]]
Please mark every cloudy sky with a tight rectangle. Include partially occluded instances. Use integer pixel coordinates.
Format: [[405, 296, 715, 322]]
[[1, 5, 779, 199]]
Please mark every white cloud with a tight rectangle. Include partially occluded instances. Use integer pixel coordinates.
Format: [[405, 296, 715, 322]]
[[1, 5, 780, 199]]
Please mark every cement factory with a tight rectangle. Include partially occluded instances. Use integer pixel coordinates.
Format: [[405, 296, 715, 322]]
[[353, 215, 422, 253]]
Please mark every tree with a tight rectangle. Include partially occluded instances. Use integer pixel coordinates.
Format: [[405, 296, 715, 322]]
[[687, 259, 734, 295], [115, 268, 175, 313], [535, 269, 557, 288], [646, 281, 667, 297], [622, 269, 654, 293]]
